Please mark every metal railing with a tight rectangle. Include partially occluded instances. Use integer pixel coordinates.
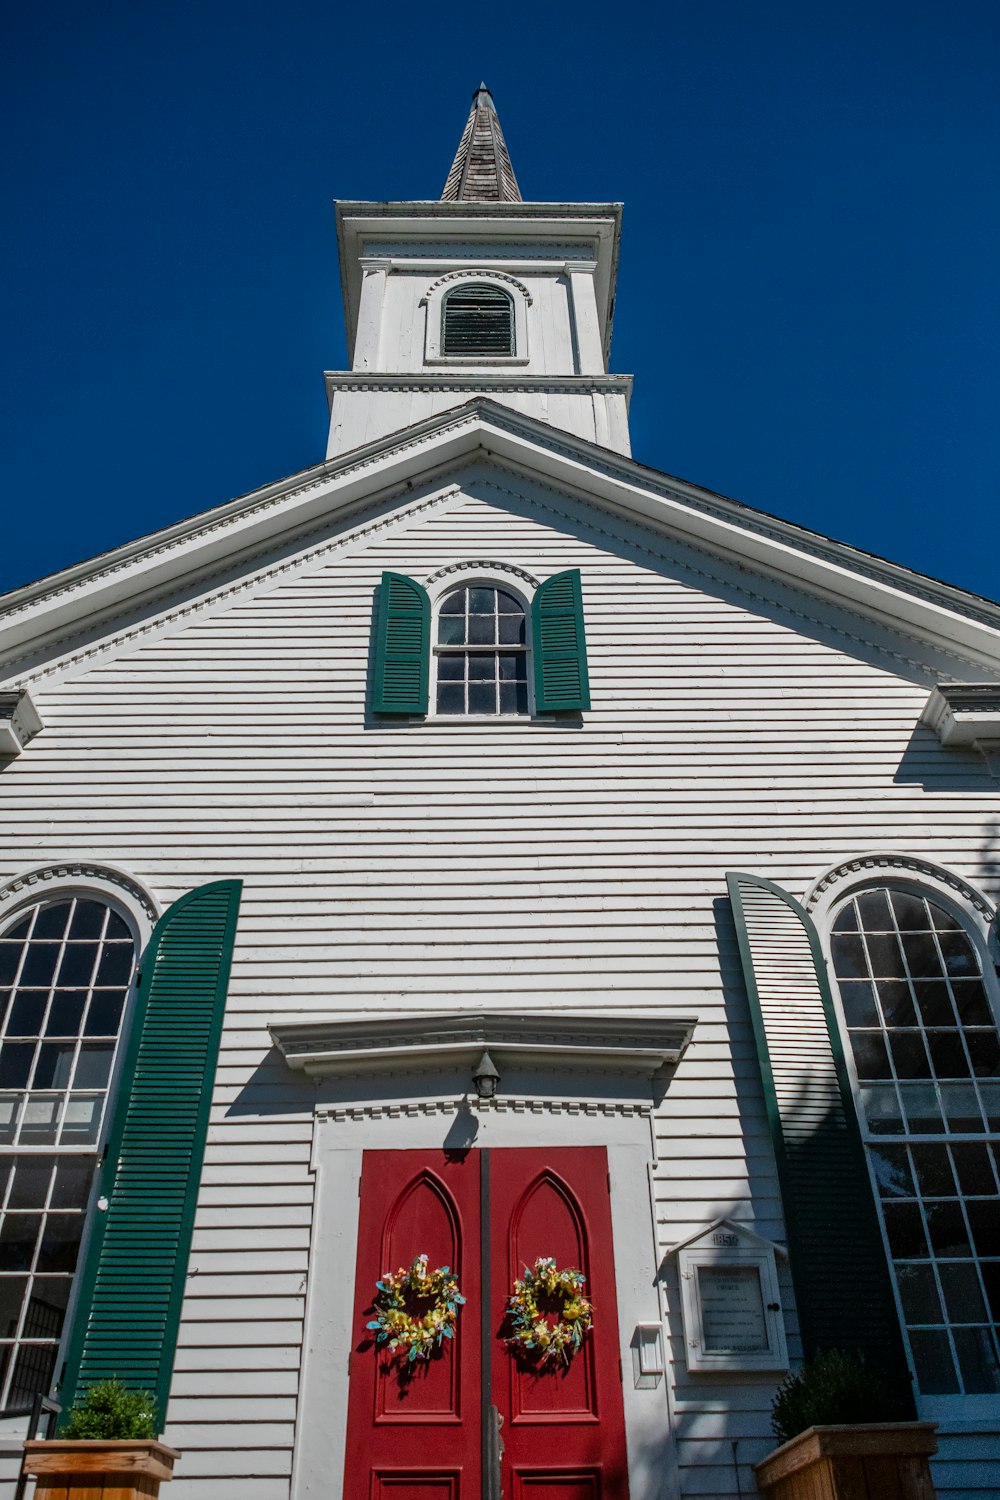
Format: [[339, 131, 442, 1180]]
[[3, 1394, 61, 1500]]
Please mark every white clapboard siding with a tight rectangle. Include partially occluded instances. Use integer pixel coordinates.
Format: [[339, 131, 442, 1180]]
[[1, 472, 999, 1499]]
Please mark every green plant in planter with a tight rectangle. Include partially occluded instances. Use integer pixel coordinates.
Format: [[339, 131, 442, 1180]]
[[771, 1349, 899, 1445], [62, 1378, 158, 1440]]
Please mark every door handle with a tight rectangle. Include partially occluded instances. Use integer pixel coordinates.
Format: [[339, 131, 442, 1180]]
[[486, 1404, 504, 1500]]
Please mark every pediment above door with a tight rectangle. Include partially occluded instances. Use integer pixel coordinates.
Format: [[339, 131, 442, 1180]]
[[269, 1008, 696, 1110]]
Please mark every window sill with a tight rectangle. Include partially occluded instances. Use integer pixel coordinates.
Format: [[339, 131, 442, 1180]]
[[424, 355, 531, 367], [371, 714, 578, 727]]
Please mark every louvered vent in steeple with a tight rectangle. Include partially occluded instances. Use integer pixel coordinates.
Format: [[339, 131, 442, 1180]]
[[442, 284, 515, 356]]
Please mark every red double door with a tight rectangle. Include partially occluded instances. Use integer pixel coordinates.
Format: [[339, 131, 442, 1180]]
[[344, 1147, 630, 1500]]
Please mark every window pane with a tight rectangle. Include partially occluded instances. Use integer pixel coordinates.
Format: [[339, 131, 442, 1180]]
[[439, 590, 465, 615], [941, 1084, 983, 1134], [19, 946, 60, 988], [7, 1161, 53, 1212], [437, 656, 463, 681], [36, 1215, 82, 1273], [32, 906, 71, 941], [857, 890, 893, 929], [883, 1202, 928, 1258], [939, 1262, 987, 1321], [6, 994, 46, 1037], [8, 1342, 57, 1407], [94, 946, 132, 987], [925, 1201, 972, 1257], [0, 1046, 35, 1089], [952, 1144, 997, 1196], [867, 932, 906, 977], [839, 981, 880, 1027], [832, 904, 859, 934], [911, 1145, 956, 1198], [938, 931, 979, 978], [498, 614, 525, 644], [468, 682, 496, 715], [33, 1043, 75, 1090], [965, 1200, 1000, 1258], [74, 1044, 114, 1091], [0, 1216, 40, 1272], [850, 1032, 891, 1080], [912, 981, 954, 1027], [0, 948, 21, 987], [952, 982, 994, 1025], [968, 1033, 1000, 1078], [55, 944, 99, 989], [879, 981, 917, 1027], [953, 1327, 1000, 1393], [437, 684, 464, 714], [900, 1084, 944, 1134], [871, 1145, 914, 1197], [981, 1261, 1000, 1319], [468, 655, 494, 680], [860, 1084, 904, 1133], [896, 1262, 942, 1323], [20, 1096, 62, 1144], [900, 932, 941, 977], [469, 588, 494, 614], [909, 1328, 959, 1393], [50, 1161, 93, 1211], [496, 591, 520, 613], [45, 991, 87, 1036], [891, 892, 932, 930], [466, 615, 495, 645], [60, 1094, 102, 1145], [0, 1279, 27, 1339], [831, 934, 868, 979], [890, 1032, 930, 1078], [927, 1032, 970, 1079], [68, 901, 107, 940], [84, 992, 125, 1038], [437, 616, 465, 646]]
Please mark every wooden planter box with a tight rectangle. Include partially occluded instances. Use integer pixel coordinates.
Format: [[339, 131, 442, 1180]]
[[21, 1439, 180, 1499], [754, 1423, 938, 1500]]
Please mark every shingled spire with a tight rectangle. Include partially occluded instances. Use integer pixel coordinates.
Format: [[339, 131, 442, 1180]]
[[441, 84, 522, 202]]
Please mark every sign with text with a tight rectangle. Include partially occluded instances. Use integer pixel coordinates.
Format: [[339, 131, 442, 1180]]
[[697, 1264, 768, 1354]]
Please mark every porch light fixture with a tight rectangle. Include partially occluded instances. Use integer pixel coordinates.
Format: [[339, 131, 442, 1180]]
[[472, 1050, 500, 1099]]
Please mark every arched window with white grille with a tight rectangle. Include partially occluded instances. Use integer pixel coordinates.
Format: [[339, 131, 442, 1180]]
[[829, 883, 1000, 1399], [0, 894, 137, 1409]]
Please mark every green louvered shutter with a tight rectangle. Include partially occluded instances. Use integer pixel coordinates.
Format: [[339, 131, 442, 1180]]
[[59, 879, 242, 1431], [531, 569, 590, 712], [727, 872, 912, 1408], [371, 571, 430, 715]]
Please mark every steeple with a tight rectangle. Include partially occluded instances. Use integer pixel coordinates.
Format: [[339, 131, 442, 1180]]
[[441, 84, 522, 202]]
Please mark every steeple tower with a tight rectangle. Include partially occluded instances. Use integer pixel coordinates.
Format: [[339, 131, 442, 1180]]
[[441, 84, 522, 202], [327, 90, 630, 456]]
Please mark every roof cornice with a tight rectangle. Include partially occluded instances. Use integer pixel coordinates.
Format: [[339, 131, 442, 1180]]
[[3, 398, 1000, 677]]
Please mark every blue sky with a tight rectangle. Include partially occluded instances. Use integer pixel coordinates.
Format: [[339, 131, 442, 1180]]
[[3, 0, 998, 599]]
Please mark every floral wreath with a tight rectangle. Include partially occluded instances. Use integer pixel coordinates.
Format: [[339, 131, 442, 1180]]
[[505, 1256, 593, 1366], [367, 1254, 465, 1362]]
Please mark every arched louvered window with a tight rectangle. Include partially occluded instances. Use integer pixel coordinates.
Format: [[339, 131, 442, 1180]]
[[830, 885, 1000, 1398], [0, 895, 136, 1409], [441, 283, 515, 357]]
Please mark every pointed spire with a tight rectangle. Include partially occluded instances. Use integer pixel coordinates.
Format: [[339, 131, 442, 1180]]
[[441, 85, 522, 202]]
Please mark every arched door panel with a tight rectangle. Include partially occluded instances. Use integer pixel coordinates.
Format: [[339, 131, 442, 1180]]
[[344, 1151, 481, 1500]]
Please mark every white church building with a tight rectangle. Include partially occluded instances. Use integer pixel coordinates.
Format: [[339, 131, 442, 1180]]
[[0, 86, 999, 1499]]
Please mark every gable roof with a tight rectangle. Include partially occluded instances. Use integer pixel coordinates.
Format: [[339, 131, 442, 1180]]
[[3, 397, 1000, 680]]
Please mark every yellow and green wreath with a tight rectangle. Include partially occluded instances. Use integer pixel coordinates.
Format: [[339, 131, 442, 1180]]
[[367, 1253, 465, 1362], [505, 1255, 593, 1366]]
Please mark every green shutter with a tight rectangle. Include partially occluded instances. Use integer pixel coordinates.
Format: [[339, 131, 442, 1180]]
[[59, 879, 242, 1431], [531, 569, 590, 712], [371, 571, 430, 715], [727, 872, 912, 1408]]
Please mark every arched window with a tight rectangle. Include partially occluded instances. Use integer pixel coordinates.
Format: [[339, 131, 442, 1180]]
[[441, 283, 514, 357], [830, 885, 1000, 1397], [0, 895, 136, 1408], [435, 584, 528, 715]]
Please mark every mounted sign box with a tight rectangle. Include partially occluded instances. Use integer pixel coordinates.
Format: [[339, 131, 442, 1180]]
[[665, 1218, 789, 1374]]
